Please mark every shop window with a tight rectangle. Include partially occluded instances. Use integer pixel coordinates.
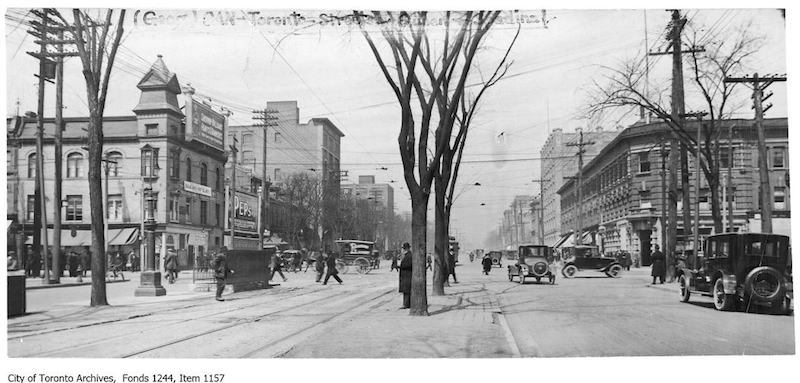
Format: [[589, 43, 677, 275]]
[[66, 195, 83, 221]]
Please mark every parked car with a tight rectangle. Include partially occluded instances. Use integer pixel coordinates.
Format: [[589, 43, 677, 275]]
[[508, 244, 556, 284], [676, 233, 792, 314], [488, 251, 504, 267], [560, 245, 623, 278]]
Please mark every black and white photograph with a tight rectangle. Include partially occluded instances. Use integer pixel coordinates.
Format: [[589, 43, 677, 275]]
[[2, 0, 797, 381]]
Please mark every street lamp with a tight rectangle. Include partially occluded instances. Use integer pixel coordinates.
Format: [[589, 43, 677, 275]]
[[134, 184, 166, 296]]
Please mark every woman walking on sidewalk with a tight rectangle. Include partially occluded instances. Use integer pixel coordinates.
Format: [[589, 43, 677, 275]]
[[398, 242, 413, 309], [323, 252, 343, 285]]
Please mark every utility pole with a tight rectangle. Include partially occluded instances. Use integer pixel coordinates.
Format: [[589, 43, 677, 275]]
[[660, 141, 668, 261], [727, 124, 735, 231], [684, 111, 707, 269], [252, 107, 279, 248], [566, 128, 594, 246], [228, 137, 239, 248], [724, 73, 786, 233], [531, 179, 549, 245], [648, 9, 704, 278]]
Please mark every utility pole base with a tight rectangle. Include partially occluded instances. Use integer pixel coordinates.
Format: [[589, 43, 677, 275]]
[[134, 271, 167, 296]]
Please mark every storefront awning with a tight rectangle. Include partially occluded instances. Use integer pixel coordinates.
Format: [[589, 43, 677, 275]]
[[553, 233, 573, 249], [7, 220, 13, 231], [108, 228, 140, 246]]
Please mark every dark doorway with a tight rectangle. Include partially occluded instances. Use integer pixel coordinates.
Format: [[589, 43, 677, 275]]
[[639, 230, 652, 266]]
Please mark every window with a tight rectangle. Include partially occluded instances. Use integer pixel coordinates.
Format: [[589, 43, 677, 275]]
[[169, 197, 180, 222], [200, 163, 208, 186], [216, 167, 222, 191], [170, 150, 180, 178], [66, 153, 84, 178], [708, 239, 729, 259], [200, 201, 208, 225], [146, 123, 158, 136], [106, 151, 122, 177], [772, 148, 785, 169], [720, 147, 731, 169], [774, 186, 786, 210], [66, 195, 83, 221], [141, 146, 158, 177], [638, 152, 650, 173], [27, 153, 38, 178], [185, 198, 192, 224], [26, 195, 35, 221], [215, 203, 221, 226], [179, 234, 186, 250], [241, 150, 255, 168], [166, 235, 175, 251], [274, 168, 281, 181], [107, 194, 123, 222], [185, 157, 192, 181], [274, 132, 282, 143]]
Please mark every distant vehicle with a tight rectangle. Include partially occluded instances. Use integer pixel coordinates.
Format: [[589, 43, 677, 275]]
[[677, 233, 792, 314], [508, 244, 556, 284], [560, 245, 622, 278], [488, 251, 503, 267], [335, 240, 375, 274], [503, 250, 518, 260], [280, 250, 302, 272]]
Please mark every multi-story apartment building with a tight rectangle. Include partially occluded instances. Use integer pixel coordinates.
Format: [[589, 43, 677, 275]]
[[500, 195, 535, 249], [6, 55, 228, 270], [557, 118, 789, 265], [540, 127, 619, 246], [340, 175, 395, 217]]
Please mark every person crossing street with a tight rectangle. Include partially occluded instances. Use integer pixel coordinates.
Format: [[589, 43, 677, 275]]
[[323, 251, 342, 285]]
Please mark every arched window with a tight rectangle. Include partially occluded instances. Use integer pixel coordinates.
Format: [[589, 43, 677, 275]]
[[27, 153, 38, 178], [106, 151, 122, 177], [200, 163, 208, 186], [185, 157, 192, 182], [67, 153, 84, 178]]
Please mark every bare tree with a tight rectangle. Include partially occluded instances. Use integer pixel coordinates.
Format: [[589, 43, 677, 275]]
[[358, 11, 512, 313], [586, 20, 761, 238], [56, 9, 125, 306]]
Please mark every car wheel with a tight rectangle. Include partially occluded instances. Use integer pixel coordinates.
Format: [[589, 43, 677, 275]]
[[678, 274, 691, 303], [743, 266, 785, 304], [562, 265, 577, 278], [605, 264, 622, 278], [770, 296, 792, 315], [713, 278, 736, 311]]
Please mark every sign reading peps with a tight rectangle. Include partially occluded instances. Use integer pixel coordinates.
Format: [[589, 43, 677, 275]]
[[232, 192, 258, 234]]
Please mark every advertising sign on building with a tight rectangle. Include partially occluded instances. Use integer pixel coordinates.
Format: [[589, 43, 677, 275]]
[[186, 97, 225, 151], [232, 192, 259, 234], [183, 180, 212, 197]]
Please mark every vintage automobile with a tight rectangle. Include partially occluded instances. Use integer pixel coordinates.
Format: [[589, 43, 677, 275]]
[[676, 233, 792, 314], [280, 250, 303, 272], [334, 240, 375, 274], [560, 245, 623, 278], [488, 251, 504, 267], [508, 244, 556, 284], [503, 250, 518, 261]]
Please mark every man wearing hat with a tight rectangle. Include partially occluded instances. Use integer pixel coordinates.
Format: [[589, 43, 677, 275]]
[[398, 242, 413, 309], [164, 249, 179, 284], [212, 247, 232, 301]]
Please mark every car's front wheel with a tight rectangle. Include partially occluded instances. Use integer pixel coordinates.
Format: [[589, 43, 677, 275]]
[[562, 265, 577, 278], [678, 274, 691, 303], [605, 264, 622, 278], [713, 278, 736, 311]]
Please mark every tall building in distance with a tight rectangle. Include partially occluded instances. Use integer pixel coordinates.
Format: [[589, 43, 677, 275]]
[[539, 127, 619, 246], [341, 175, 395, 218]]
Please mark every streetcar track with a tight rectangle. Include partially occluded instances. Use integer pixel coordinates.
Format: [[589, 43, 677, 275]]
[[120, 286, 391, 358], [17, 285, 346, 357]]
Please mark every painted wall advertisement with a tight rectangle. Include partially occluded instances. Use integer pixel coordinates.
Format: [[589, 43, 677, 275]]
[[232, 192, 259, 234], [187, 97, 225, 151]]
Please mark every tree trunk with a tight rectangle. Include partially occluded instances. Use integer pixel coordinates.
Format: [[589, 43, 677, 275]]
[[88, 112, 108, 306], [708, 174, 724, 234], [432, 176, 447, 296], [678, 143, 691, 282], [410, 194, 429, 316]]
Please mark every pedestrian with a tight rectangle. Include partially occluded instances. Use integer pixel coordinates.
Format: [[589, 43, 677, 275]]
[[212, 247, 232, 301], [426, 254, 432, 271], [81, 250, 91, 277], [315, 252, 326, 283], [7, 253, 17, 271], [447, 250, 458, 283], [164, 249, 179, 283], [651, 245, 666, 284], [398, 242, 412, 309], [323, 251, 343, 285], [269, 251, 287, 282], [622, 251, 632, 271], [68, 252, 79, 277], [390, 251, 399, 272], [481, 255, 492, 275]]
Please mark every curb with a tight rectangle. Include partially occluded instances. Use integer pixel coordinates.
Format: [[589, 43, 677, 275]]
[[25, 278, 131, 290]]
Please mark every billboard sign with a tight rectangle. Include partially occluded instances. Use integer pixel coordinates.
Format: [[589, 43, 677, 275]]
[[232, 192, 258, 234], [187, 98, 225, 151]]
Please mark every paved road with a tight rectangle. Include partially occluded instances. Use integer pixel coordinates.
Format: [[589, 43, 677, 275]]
[[8, 258, 794, 358]]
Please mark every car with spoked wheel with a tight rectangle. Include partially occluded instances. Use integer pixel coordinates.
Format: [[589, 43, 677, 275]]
[[676, 233, 792, 314], [508, 244, 556, 284], [560, 245, 623, 278]]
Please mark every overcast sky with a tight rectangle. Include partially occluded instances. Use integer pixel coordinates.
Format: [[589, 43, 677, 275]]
[[4, 4, 789, 251]]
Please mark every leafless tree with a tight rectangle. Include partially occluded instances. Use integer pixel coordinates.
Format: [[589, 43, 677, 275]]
[[55, 9, 125, 306]]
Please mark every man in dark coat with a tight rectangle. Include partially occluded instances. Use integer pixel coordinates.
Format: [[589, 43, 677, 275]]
[[447, 250, 458, 284], [398, 242, 413, 309], [481, 255, 492, 275], [164, 249, 179, 283], [315, 253, 326, 283], [323, 252, 342, 285], [212, 247, 232, 301], [650, 245, 666, 284]]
